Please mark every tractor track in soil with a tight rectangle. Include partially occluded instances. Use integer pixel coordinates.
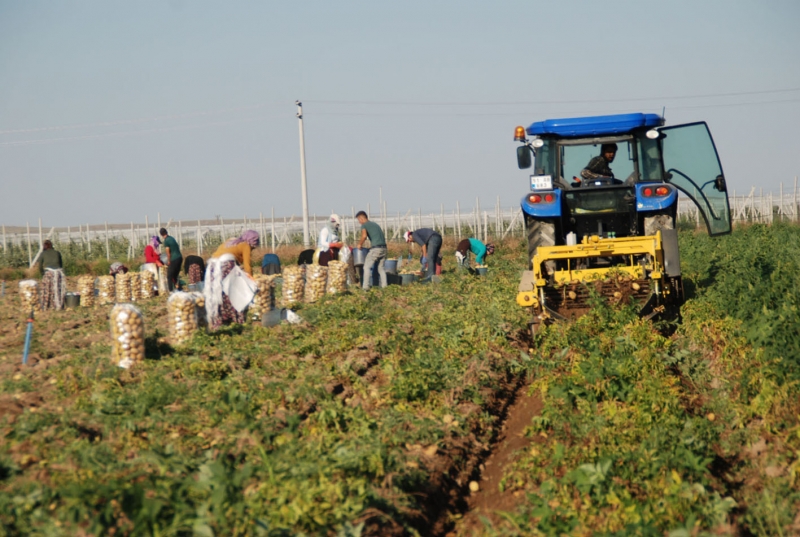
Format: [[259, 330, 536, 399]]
[[413, 328, 544, 537]]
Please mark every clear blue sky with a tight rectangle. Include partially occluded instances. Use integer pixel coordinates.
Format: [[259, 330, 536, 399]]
[[1, 0, 799, 227]]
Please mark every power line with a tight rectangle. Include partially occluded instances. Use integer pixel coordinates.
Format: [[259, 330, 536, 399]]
[[310, 97, 800, 116], [306, 87, 800, 106], [0, 102, 284, 136], [0, 116, 275, 147]]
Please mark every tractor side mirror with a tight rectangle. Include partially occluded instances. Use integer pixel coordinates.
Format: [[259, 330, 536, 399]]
[[714, 174, 727, 192], [517, 146, 532, 169]]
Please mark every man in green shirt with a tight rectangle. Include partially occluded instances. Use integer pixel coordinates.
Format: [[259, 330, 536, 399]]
[[159, 227, 183, 291], [356, 211, 387, 290]]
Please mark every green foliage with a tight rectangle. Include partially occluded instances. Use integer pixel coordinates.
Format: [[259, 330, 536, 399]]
[[484, 224, 800, 536]]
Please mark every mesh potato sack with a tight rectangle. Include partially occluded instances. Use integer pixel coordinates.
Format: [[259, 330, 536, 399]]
[[326, 260, 348, 294], [188, 291, 207, 329], [140, 270, 156, 299], [110, 303, 145, 369], [78, 276, 95, 307], [157, 265, 169, 296], [115, 272, 132, 303], [129, 272, 142, 301], [97, 276, 116, 305], [304, 264, 328, 303], [167, 292, 199, 346], [250, 274, 278, 319], [18, 280, 40, 315], [281, 265, 305, 306]]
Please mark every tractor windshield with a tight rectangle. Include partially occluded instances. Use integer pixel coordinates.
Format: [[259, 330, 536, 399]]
[[534, 138, 639, 186]]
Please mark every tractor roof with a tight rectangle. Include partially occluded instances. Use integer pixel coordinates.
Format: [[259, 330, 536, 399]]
[[527, 113, 664, 138]]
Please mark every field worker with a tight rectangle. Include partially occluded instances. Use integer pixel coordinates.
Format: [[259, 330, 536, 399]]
[[580, 143, 621, 184], [261, 253, 281, 275], [356, 210, 387, 289], [183, 255, 206, 285], [404, 228, 442, 279], [143, 236, 164, 267], [38, 240, 65, 311], [455, 239, 495, 267], [160, 227, 183, 291], [204, 230, 260, 329], [317, 214, 344, 266], [109, 262, 129, 277]]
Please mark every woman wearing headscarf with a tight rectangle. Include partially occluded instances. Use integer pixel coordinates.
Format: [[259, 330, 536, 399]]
[[38, 240, 65, 311], [316, 214, 343, 266], [141, 236, 167, 293], [143, 236, 164, 267], [204, 230, 260, 329]]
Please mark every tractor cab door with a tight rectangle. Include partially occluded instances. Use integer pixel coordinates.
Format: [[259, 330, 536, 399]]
[[659, 122, 731, 235]]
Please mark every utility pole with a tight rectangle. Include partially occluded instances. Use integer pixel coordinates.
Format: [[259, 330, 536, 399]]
[[296, 101, 311, 247]]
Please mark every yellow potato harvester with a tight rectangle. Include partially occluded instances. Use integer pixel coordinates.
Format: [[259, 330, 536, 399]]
[[513, 113, 732, 337], [518, 231, 682, 328]]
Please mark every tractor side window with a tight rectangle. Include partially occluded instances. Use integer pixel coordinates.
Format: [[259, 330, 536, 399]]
[[534, 140, 556, 177]]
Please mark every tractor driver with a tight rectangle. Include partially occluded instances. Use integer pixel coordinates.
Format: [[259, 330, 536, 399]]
[[580, 143, 622, 184]]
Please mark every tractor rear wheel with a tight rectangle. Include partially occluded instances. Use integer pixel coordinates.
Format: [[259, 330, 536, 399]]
[[526, 216, 555, 271]]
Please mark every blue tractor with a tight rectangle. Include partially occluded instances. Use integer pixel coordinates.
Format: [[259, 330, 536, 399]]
[[514, 113, 731, 335]]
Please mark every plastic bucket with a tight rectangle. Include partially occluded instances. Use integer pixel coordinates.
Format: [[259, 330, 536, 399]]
[[261, 309, 282, 327], [384, 259, 398, 274], [352, 248, 369, 266], [400, 273, 418, 285], [65, 293, 80, 308], [187, 282, 205, 293], [476, 267, 488, 276]]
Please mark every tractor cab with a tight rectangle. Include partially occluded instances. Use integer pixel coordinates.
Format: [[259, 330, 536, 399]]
[[516, 113, 731, 244]]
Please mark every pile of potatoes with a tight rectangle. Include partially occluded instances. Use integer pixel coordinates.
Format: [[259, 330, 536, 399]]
[[97, 276, 116, 305], [282, 265, 305, 306], [18, 280, 40, 315], [110, 303, 145, 369], [78, 276, 95, 307], [251, 274, 278, 319], [115, 273, 132, 302], [167, 292, 199, 346], [129, 272, 142, 301], [140, 270, 156, 299], [305, 264, 328, 303], [326, 260, 348, 294]]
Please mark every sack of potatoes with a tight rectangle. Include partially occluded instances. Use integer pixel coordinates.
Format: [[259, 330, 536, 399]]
[[251, 274, 278, 319], [130, 272, 143, 301], [157, 265, 169, 296], [304, 264, 328, 303], [281, 265, 305, 307], [18, 280, 40, 315], [110, 303, 145, 369], [188, 291, 207, 329], [140, 270, 156, 299], [97, 276, 116, 305], [326, 260, 348, 294], [78, 276, 95, 307], [167, 292, 199, 346], [115, 272, 132, 303]]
